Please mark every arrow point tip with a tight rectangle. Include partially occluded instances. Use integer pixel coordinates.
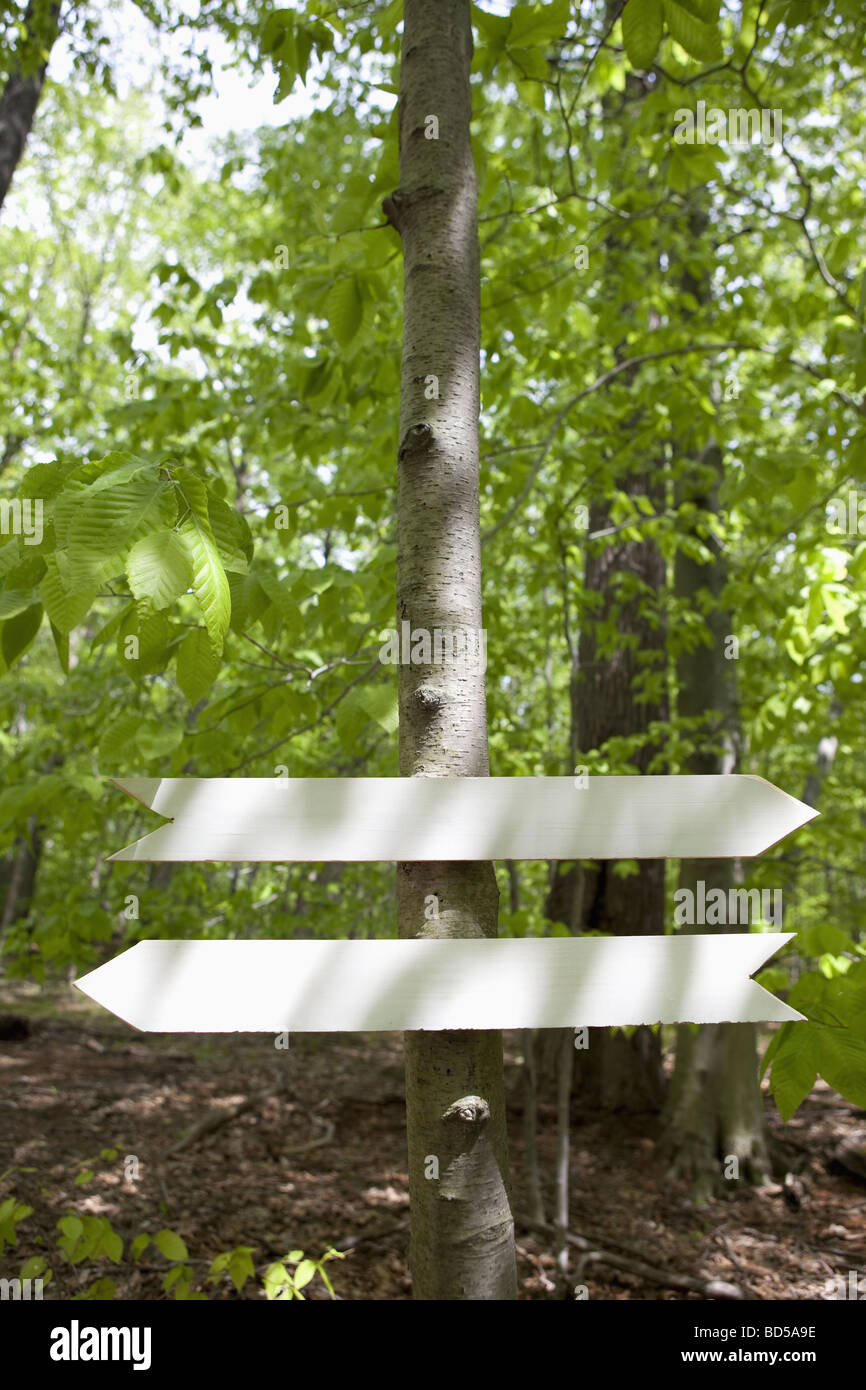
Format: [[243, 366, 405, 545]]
[[109, 777, 163, 809]]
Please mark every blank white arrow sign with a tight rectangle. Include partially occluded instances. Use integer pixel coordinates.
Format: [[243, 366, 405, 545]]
[[75, 935, 803, 1031], [107, 775, 817, 862]]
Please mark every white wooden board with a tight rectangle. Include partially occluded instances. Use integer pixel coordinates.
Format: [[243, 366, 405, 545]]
[[75, 934, 803, 1031], [107, 775, 817, 863]]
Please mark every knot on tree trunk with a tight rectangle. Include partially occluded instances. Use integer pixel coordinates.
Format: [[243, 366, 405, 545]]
[[412, 684, 442, 712], [442, 1096, 490, 1125], [399, 422, 434, 461], [383, 184, 446, 234], [382, 188, 406, 233]]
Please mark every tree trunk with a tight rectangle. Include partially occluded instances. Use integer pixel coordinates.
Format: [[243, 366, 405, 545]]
[[0, 0, 62, 213], [658, 439, 770, 1196], [544, 466, 668, 1112], [521, 1027, 545, 1224], [0, 817, 42, 932], [541, 53, 668, 1113], [391, 0, 516, 1300], [554, 1025, 573, 1280], [579, 473, 667, 1111]]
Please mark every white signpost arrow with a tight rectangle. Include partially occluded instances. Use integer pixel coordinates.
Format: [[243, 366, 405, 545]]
[[76, 935, 805, 1032], [105, 774, 817, 862], [75, 773, 817, 1030]]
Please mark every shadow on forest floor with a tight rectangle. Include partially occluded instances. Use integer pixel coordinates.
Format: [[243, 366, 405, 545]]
[[0, 982, 864, 1301]]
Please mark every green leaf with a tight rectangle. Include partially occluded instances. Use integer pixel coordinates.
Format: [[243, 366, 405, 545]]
[[822, 585, 850, 633], [358, 683, 399, 734], [2, 603, 43, 667], [208, 1252, 230, 1281], [263, 1261, 293, 1300], [680, 0, 719, 18], [154, 1228, 189, 1261], [125, 606, 173, 678], [797, 922, 855, 957], [176, 475, 231, 653], [0, 589, 39, 620], [506, 45, 550, 80], [228, 1246, 256, 1292], [1, 557, 44, 590], [99, 710, 143, 762], [78, 453, 150, 491], [93, 1217, 123, 1264], [0, 541, 23, 577], [57, 1216, 83, 1243], [130, 1234, 150, 1261], [176, 626, 220, 703], [228, 572, 270, 634], [162, 1263, 192, 1292], [126, 530, 193, 610], [0, 1198, 33, 1254], [471, 3, 511, 49], [72, 1278, 116, 1300], [815, 1026, 866, 1108], [325, 275, 363, 348], [136, 720, 185, 759], [508, 0, 569, 46], [258, 568, 302, 636], [66, 472, 175, 567], [754, 967, 788, 994], [767, 1023, 817, 1120], [207, 492, 253, 574], [50, 621, 69, 674], [662, 0, 722, 60], [91, 602, 135, 652], [294, 1258, 316, 1289], [40, 556, 96, 633], [20, 1256, 50, 1281], [335, 687, 372, 751], [622, 0, 663, 69]]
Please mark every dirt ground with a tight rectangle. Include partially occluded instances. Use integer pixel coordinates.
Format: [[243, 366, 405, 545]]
[[1, 984, 864, 1301]]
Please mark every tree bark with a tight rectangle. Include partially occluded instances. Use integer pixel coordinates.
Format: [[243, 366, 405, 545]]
[[554, 1025, 574, 1279], [658, 438, 770, 1196], [0, 0, 62, 214], [551, 468, 668, 1112], [391, 0, 516, 1300], [541, 54, 668, 1114], [0, 817, 42, 932]]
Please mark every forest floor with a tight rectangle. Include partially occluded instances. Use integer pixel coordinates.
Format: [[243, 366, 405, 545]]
[[1, 983, 864, 1302]]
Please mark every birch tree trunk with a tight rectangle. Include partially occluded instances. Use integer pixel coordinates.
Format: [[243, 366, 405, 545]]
[[389, 0, 517, 1300]]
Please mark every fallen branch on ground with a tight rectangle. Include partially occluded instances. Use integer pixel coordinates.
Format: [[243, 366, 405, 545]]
[[164, 1095, 335, 1159], [516, 1215, 743, 1300], [164, 1090, 268, 1156]]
